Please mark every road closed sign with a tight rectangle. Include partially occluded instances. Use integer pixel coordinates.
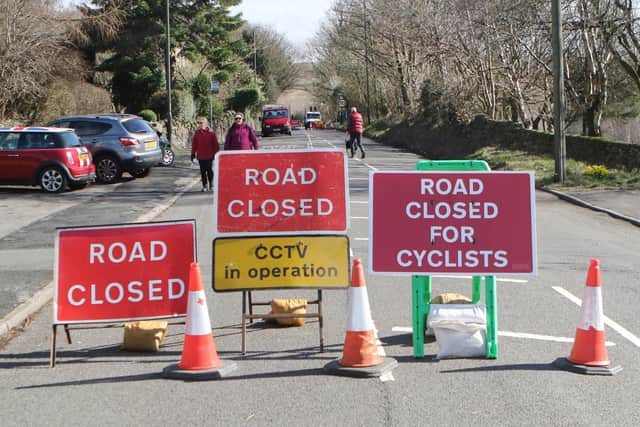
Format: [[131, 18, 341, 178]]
[[54, 220, 196, 323], [370, 171, 537, 275], [214, 149, 349, 235]]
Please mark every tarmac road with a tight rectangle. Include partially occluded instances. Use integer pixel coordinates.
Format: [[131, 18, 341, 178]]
[[1, 130, 639, 426]]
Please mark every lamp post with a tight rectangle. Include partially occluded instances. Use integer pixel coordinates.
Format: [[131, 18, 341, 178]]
[[363, 0, 371, 124], [164, 0, 173, 143], [552, 0, 566, 183]]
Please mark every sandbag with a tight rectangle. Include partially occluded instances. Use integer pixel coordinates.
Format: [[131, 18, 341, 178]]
[[431, 292, 472, 305], [269, 298, 307, 327], [428, 304, 486, 359], [122, 320, 168, 352], [426, 293, 472, 336]]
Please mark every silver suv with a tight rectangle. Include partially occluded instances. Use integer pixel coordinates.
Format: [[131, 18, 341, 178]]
[[47, 114, 162, 184]]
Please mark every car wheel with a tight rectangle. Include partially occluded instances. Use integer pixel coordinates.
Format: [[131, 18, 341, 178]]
[[95, 155, 122, 184], [161, 147, 175, 166], [39, 166, 67, 193], [131, 167, 151, 178]]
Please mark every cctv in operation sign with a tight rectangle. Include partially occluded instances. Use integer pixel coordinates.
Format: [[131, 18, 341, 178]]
[[369, 171, 537, 275], [214, 149, 349, 235], [212, 235, 350, 291]]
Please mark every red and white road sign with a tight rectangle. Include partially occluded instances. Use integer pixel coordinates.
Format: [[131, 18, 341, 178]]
[[214, 149, 349, 235], [54, 220, 196, 323], [369, 171, 537, 275]]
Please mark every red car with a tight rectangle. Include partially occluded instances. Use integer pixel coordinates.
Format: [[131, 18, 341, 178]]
[[0, 127, 96, 193]]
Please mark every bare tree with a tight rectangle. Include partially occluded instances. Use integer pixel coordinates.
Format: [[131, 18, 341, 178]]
[[564, 0, 618, 136], [608, 0, 640, 92], [244, 25, 301, 100], [0, 0, 122, 121]]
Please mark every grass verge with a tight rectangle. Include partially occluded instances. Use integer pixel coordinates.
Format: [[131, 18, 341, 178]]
[[471, 146, 640, 191]]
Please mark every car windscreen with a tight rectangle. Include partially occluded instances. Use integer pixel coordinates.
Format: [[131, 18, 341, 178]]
[[264, 110, 288, 119], [122, 118, 155, 134], [49, 132, 83, 148], [306, 113, 321, 119]]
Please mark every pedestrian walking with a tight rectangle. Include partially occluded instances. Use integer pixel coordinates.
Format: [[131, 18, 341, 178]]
[[346, 106, 365, 158], [224, 112, 259, 150], [191, 116, 220, 192]]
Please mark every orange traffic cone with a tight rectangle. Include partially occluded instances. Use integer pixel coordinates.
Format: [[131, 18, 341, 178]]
[[163, 262, 237, 380], [554, 259, 621, 375], [324, 258, 397, 378]]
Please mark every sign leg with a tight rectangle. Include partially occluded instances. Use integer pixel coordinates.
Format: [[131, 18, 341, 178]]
[[472, 276, 482, 304], [412, 275, 431, 358], [318, 290, 324, 352], [242, 291, 247, 355], [248, 291, 254, 324], [64, 324, 72, 344], [485, 276, 498, 359], [50, 325, 57, 368]]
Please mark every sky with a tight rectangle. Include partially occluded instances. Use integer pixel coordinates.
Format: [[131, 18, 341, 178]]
[[229, 0, 334, 49], [60, 0, 334, 49]]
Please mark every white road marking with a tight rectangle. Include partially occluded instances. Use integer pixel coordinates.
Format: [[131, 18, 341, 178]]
[[350, 201, 368, 204], [353, 237, 369, 241], [390, 326, 615, 346], [137, 177, 200, 222], [498, 330, 615, 346], [552, 286, 640, 348], [351, 216, 368, 220], [430, 275, 528, 284]]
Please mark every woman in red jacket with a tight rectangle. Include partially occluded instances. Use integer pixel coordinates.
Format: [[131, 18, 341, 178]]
[[191, 117, 220, 192]]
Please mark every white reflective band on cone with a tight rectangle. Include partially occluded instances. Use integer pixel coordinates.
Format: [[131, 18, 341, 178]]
[[578, 287, 605, 330], [345, 287, 374, 331], [185, 290, 212, 336]]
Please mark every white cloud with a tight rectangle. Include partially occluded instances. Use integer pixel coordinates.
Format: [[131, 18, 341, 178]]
[[229, 0, 334, 49]]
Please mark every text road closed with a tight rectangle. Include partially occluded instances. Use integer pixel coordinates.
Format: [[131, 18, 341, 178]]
[[214, 149, 348, 235], [55, 221, 196, 323], [370, 171, 536, 275]]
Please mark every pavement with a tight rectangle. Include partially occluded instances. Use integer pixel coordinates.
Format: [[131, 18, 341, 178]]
[[0, 187, 639, 341], [542, 188, 640, 227]]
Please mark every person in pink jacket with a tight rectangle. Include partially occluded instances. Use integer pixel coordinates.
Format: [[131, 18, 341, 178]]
[[224, 112, 258, 150], [191, 116, 220, 192]]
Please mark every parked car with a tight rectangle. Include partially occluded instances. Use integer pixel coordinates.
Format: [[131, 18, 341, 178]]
[[47, 114, 162, 184], [0, 127, 95, 193]]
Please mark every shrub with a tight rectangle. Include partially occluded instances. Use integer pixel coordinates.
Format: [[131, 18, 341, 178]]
[[138, 109, 157, 122], [227, 87, 260, 112], [584, 164, 609, 179]]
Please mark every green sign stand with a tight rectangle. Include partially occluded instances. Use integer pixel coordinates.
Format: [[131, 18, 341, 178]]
[[412, 160, 498, 359]]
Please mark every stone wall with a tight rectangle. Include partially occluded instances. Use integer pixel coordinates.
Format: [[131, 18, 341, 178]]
[[375, 115, 640, 171]]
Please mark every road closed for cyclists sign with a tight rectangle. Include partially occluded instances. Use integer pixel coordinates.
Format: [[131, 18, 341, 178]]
[[214, 149, 349, 235], [369, 171, 537, 275], [54, 220, 196, 323]]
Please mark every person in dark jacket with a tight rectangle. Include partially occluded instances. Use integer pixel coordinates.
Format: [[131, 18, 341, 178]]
[[346, 106, 365, 158], [191, 117, 220, 192], [224, 112, 258, 150]]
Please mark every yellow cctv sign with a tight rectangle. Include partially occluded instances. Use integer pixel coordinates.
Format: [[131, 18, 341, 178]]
[[212, 235, 350, 291]]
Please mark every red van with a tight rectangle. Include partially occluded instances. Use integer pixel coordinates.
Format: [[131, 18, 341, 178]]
[[260, 105, 292, 137]]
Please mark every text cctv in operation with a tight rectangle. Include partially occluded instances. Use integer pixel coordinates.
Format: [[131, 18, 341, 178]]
[[66, 241, 186, 307], [397, 177, 508, 269], [226, 167, 334, 218]]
